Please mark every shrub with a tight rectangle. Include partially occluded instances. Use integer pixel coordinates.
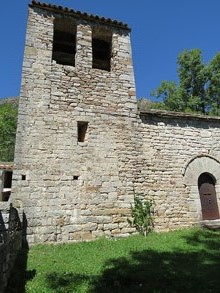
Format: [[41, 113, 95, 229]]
[[128, 195, 154, 237]]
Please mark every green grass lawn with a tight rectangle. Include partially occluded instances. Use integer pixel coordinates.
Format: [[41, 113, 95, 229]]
[[6, 227, 220, 293]]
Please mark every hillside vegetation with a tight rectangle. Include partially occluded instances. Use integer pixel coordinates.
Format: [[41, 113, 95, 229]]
[[0, 97, 18, 162]]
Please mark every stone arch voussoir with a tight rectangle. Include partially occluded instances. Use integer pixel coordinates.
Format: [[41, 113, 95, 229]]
[[183, 155, 220, 222], [183, 155, 220, 186]]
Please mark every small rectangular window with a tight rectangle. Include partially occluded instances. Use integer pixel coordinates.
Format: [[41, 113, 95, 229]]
[[77, 121, 88, 142], [52, 18, 76, 66], [92, 28, 112, 71]]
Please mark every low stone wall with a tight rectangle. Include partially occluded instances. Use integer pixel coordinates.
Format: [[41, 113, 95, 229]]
[[0, 203, 22, 293]]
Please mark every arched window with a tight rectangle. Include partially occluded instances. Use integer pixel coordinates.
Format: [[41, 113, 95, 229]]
[[198, 172, 219, 220]]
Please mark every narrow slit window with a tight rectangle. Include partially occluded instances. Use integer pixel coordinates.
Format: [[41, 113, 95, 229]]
[[52, 18, 76, 66], [92, 28, 112, 71], [77, 121, 88, 142]]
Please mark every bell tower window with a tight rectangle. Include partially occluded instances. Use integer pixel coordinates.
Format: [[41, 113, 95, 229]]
[[52, 18, 76, 66], [92, 27, 112, 71]]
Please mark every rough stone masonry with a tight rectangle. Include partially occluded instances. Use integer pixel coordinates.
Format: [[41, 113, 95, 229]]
[[10, 1, 220, 244]]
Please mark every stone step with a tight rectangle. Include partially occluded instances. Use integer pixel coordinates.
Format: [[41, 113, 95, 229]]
[[199, 219, 220, 230]]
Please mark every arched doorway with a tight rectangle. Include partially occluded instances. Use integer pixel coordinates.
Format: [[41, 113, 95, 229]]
[[198, 173, 219, 220]]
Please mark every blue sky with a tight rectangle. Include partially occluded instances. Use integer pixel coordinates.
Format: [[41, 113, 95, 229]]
[[1, 0, 220, 100]]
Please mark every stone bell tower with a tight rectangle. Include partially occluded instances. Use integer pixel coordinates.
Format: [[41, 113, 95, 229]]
[[12, 1, 138, 243]]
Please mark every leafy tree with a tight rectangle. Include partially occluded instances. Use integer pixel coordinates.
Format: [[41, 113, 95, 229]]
[[151, 49, 220, 115], [137, 98, 165, 111], [207, 52, 220, 115], [151, 80, 184, 111], [0, 103, 18, 162], [179, 49, 210, 113]]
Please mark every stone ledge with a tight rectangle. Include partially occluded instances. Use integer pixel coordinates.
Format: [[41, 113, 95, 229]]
[[199, 219, 220, 230]]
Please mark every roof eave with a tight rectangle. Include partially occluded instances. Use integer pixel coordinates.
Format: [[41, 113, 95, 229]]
[[139, 109, 220, 122], [30, 1, 131, 31]]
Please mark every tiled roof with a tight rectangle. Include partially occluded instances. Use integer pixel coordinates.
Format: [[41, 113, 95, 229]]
[[30, 1, 131, 31], [0, 164, 14, 171], [140, 109, 220, 122]]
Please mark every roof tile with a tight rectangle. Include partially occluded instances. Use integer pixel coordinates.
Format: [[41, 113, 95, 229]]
[[30, 1, 131, 31]]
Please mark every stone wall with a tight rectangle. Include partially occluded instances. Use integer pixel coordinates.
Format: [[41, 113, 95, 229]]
[[11, 2, 220, 244], [136, 111, 220, 231], [12, 3, 137, 244], [0, 203, 22, 293]]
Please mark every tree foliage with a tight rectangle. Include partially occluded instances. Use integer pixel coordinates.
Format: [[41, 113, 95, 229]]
[[0, 103, 18, 162], [151, 49, 220, 115], [137, 98, 165, 111]]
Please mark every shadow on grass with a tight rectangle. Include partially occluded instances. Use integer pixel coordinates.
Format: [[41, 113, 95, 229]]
[[5, 248, 36, 293], [45, 229, 220, 293], [5, 212, 36, 293]]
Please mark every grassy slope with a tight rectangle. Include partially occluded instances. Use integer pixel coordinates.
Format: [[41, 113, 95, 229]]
[[6, 227, 220, 293]]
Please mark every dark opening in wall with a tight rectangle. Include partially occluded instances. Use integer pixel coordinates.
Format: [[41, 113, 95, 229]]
[[2, 171, 13, 201], [77, 121, 88, 142], [4, 171, 12, 189], [73, 175, 79, 180], [52, 18, 76, 66], [92, 27, 112, 71], [21, 175, 26, 181]]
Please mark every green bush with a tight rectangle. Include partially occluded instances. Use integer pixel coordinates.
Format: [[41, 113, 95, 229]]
[[128, 195, 154, 237]]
